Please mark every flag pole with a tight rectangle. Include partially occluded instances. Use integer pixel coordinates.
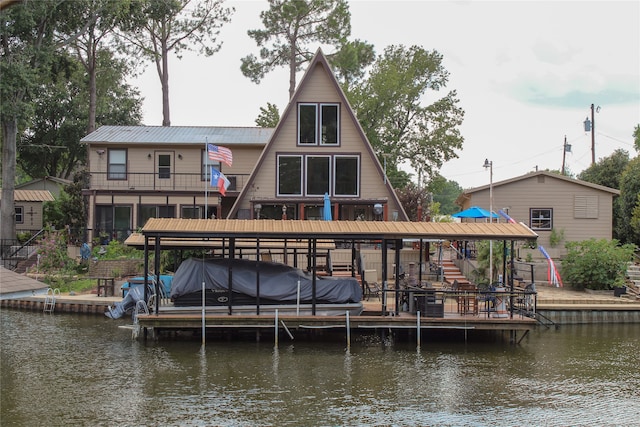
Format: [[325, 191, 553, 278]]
[[202, 137, 208, 345]]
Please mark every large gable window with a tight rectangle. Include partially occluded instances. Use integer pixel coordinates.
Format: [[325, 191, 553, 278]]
[[321, 104, 338, 144], [334, 156, 359, 196], [108, 149, 127, 180], [278, 155, 303, 196], [306, 156, 330, 196], [298, 103, 340, 145], [530, 208, 552, 230]]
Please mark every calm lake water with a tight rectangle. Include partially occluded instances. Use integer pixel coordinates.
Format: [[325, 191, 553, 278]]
[[1, 309, 639, 427]]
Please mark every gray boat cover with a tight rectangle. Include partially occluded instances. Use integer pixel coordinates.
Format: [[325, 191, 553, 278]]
[[170, 258, 362, 304]]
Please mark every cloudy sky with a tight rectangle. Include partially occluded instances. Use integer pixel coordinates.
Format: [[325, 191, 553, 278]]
[[130, 0, 640, 189]]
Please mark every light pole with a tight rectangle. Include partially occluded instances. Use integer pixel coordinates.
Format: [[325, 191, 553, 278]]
[[483, 158, 493, 284]]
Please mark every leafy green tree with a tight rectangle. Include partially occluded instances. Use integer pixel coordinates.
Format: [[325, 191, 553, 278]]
[[67, 0, 134, 133], [344, 45, 464, 185], [18, 51, 142, 179], [241, 0, 351, 99], [426, 174, 462, 215], [395, 182, 431, 221], [43, 171, 89, 244], [329, 39, 375, 90], [617, 156, 640, 245], [633, 124, 639, 152], [121, 0, 234, 126], [255, 102, 280, 128], [577, 148, 629, 189], [562, 239, 635, 290], [1, 1, 79, 243], [630, 193, 640, 239]]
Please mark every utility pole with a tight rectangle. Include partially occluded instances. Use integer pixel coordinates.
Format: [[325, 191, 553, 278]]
[[584, 104, 596, 165], [561, 135, 571, 175]]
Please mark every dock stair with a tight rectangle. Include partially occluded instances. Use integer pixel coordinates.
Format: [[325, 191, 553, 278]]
[[441, 259, 471, 286]]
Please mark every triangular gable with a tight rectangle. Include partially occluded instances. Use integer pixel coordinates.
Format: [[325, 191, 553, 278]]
[[229, 48, 408, 220]]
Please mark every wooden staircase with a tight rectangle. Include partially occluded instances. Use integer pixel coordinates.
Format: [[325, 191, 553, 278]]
[[441, 259, 471, 286]]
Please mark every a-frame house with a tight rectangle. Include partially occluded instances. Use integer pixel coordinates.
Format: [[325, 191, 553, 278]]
[[229, 49, 408, 221]]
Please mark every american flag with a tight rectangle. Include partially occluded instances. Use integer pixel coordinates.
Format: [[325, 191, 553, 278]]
[[207, 143, 233, 167]]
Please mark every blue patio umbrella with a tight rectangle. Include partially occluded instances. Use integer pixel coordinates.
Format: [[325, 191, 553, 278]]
[[323, 193, 332, 221], [451, 206, 498, 219]]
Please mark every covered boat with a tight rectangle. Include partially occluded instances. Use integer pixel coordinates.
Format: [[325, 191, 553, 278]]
[[169, 257, 363, 315]]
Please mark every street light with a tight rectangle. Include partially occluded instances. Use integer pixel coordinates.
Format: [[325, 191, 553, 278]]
[[483, 158, 493, 284]]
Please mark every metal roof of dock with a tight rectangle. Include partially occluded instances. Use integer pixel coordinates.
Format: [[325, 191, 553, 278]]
[[128, 218, 537, 247]]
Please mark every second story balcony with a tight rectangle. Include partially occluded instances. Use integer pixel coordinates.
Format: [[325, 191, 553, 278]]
[[89, 172, 250, 193]]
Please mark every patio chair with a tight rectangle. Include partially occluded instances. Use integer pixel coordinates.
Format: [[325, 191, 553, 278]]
[[365, 281, 382, 300]]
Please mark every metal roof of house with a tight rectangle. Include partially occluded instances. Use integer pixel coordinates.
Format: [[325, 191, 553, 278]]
[[0, 189, 55, 202], [80, 125, 274, 146], [127, 218, 537, 246], [461, 170, 620, 195]]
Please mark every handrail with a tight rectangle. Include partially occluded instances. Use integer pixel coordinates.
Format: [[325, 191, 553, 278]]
[[448, 245, 481, 283]]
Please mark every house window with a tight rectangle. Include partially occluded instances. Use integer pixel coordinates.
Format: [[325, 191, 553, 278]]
[[298, 103, 340, 145], [15, 206, 24, 224], [530, 208, 552, 230], [574, 195, 598, 219], [321, 104, 339, 144], [108, 149, 127, 180], [298, 104, 317, 144], [278, 155, 302, 196], [201, 150, 221, 181], [139, 205, 176, 227], [181, 205, 202, 219], [158, 154, 171, 179], [306, 156, 330, 196], [95, 205, 132, 241], [334, 156, 359, 196]]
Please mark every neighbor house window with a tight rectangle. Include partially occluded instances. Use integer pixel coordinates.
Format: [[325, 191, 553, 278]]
[[278, 155, 303, 196], [298, 103, 339, 145], [334, 156, 359, 196], [158, 154, 171, 179], [574, 195, 598, 219], [306, 156, 330, 196], [108, 149, 127, 179], [15, 206, 24, 224], [530, 208, 552, 230]]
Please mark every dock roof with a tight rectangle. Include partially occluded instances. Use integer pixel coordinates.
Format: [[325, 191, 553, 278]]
[[126, 218, 537, 248]]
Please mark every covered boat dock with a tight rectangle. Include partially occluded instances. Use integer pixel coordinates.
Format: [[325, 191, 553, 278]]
[[125, 218, 539, 342]]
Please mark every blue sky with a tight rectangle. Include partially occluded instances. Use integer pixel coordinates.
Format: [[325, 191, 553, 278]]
[[130, 0, 640, 189]]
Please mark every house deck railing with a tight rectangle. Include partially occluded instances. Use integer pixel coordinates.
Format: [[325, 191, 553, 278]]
[[89, 172, 251, 193]]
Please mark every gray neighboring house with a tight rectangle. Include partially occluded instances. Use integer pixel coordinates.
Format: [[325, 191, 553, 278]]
[[455, 170, 619, 260]]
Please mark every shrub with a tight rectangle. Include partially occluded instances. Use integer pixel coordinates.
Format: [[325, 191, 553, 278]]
[[35, 230, 75, 273], [561, 239, 635, 290]]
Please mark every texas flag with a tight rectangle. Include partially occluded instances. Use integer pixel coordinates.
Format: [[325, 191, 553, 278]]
[[210, 166, 231, 196]]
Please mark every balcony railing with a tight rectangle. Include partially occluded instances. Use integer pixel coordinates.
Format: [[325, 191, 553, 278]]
[[89, 172, 250, 192]]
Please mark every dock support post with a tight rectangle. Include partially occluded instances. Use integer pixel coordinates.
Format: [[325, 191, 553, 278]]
[[416, 311, 421, 348], [274, 309, 279, 348], [346, 311, 351, 350]]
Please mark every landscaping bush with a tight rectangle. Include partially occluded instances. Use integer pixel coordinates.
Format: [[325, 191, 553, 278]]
[[561, 239, 635, 290]]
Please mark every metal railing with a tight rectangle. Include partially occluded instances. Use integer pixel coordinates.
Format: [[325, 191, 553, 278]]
[[88, 171, 251, 192]]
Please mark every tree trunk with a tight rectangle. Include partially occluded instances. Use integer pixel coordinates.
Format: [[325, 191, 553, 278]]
[[161, 43, 170, 126], [87, 41, 97, 134], [1, 118, 17, 244]]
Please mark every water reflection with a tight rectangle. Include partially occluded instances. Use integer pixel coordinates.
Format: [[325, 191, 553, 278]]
[[1, 310, 639, 426]]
